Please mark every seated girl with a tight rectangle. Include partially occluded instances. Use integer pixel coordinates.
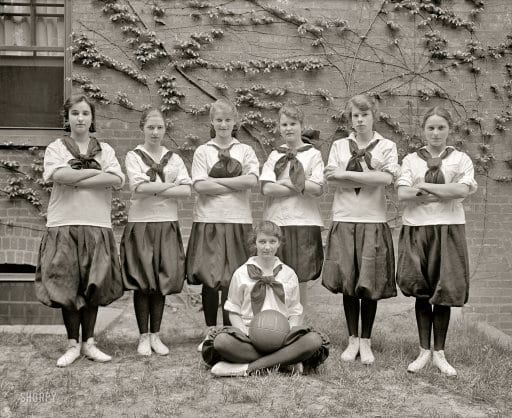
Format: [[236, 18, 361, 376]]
[[202, 221, 329, 377]]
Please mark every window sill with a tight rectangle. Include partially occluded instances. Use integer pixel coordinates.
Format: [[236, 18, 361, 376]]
[[0, 128, 64, 148]]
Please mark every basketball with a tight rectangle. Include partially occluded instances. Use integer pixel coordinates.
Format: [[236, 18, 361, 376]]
[[249, 310, 290, 353]]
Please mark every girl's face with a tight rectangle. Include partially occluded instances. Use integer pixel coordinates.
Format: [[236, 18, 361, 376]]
[[279, 114, 302, 144], [68, 101, 92, 136], [255, 232, 280, 258], [211, 108, 236, 140], [424, 114, 449, 150], [351, 105, 374, 136], [143, 113, 166, 147]]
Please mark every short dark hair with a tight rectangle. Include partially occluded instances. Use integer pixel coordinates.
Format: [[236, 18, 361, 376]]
[[421, 106, 453, 128], [346, 94, 379, 121], [62, 94, 96, 133], [139, 107, 165, 130], [247, 221, 283, 254]]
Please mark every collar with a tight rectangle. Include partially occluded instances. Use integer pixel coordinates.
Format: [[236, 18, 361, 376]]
[[246, 256, 284, 271], [418, 145, 455, 157], [347, 131, 384, 143], [135, 144, 169, 161], [206, 138, 240, 149]]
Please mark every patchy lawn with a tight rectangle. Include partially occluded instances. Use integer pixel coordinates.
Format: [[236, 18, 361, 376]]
[[1, 292, 511, 417]]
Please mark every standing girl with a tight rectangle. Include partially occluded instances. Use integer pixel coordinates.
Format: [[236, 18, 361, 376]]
[[186, 99, 259, 351], [260, 104, 324, 312], [396, 106, 477, 376], [35, 94, 125, 367], [121, 108, 192, 356], [202, 221, 329, 377], [323, 94, 399, 365]]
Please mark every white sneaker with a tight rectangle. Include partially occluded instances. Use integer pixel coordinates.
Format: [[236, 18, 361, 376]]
[[432, 350, 457, 377], [341, 336, 360, 362], [408, 348, 432, 373], [211, 361, 249, 377], [197, 326, 216, 352], [56, 339, 81, 367], [81, 338, 112, 363], [287, 362, 304, 375], [150, 333, 169, 356], [137, 333, 151, 356], [359, 338, 375, 365]]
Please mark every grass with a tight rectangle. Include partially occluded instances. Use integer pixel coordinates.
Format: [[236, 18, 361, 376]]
[[1, 295, 511, 418]]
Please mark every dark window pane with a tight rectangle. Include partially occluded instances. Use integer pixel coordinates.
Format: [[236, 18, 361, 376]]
[[0, 65, 63, 128]]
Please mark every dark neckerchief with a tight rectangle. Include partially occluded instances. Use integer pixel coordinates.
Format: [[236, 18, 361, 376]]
[[133, 148, 174, 182], [207, 142, 243, 178], [63, 136, 102, 170], [247, 263, 285, 315], [346, 137, 380, 195], [416, 147, 454, 184], [274, 144, 313, 193]]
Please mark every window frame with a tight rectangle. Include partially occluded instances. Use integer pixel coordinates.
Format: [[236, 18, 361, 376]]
[[0, 0, 72, 135]]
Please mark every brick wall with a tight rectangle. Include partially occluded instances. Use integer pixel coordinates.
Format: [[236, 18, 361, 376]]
[[1, 0, 512, 334]]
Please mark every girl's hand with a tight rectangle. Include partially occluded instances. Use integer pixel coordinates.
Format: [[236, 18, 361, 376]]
[[324, 165, 343, 180], [416, 190, 440, 203], [277, 179, 300, 192], [240, 325, 250, 336], [415, 182, 427, 191]]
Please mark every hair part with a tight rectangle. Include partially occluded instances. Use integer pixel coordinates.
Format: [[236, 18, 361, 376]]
[[278, 103, 304, 126], [139, 107, 165, 130], [209, 98, 238, 121], [62, 94, 96, 133], [421, 106, 453, 128], [346, 94, 379, 121], [247, 221, 283, 254]]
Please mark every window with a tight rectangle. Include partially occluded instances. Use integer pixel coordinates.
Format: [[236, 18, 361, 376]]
[[0, 0, 71, 129]]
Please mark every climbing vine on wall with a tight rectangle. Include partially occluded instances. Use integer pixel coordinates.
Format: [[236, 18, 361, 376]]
[[68, 0, 512, 173], [6, 0, 512, 223]]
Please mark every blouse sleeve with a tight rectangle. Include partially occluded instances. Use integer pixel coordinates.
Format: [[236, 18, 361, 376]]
[[191, 146, 209, 184], [43, 140, 69, 182], [286, 271, 303, 318], [172, 154, 192, 186], [396, 154, 414, 188], [327, 140, 342, 169], [379, 141, 401, 181], [101, 143, 125, 189], [307, 149, 325, 186], [454, 152, 478, 194], [242, 145, 260, 178], [259, 151, 278, 183], [224, 268, 244, 315], [125, 151, 150, 192]]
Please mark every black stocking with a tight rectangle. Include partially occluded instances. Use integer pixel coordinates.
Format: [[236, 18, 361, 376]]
[[61, 308, 80, 341], [415, 298, 433, 350], [343, 295, 360, 337], [433, 305, 451, 351]]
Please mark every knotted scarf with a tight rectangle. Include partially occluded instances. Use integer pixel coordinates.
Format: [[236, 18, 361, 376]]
[[63, 137, 102, 170], [416, 147, 454, 184], [133, 148, 174, 182], [274, 144, 313, 193], [248, 263, 285, 315], [346, 138, 380, 195], [207, 143, 243, 178]]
